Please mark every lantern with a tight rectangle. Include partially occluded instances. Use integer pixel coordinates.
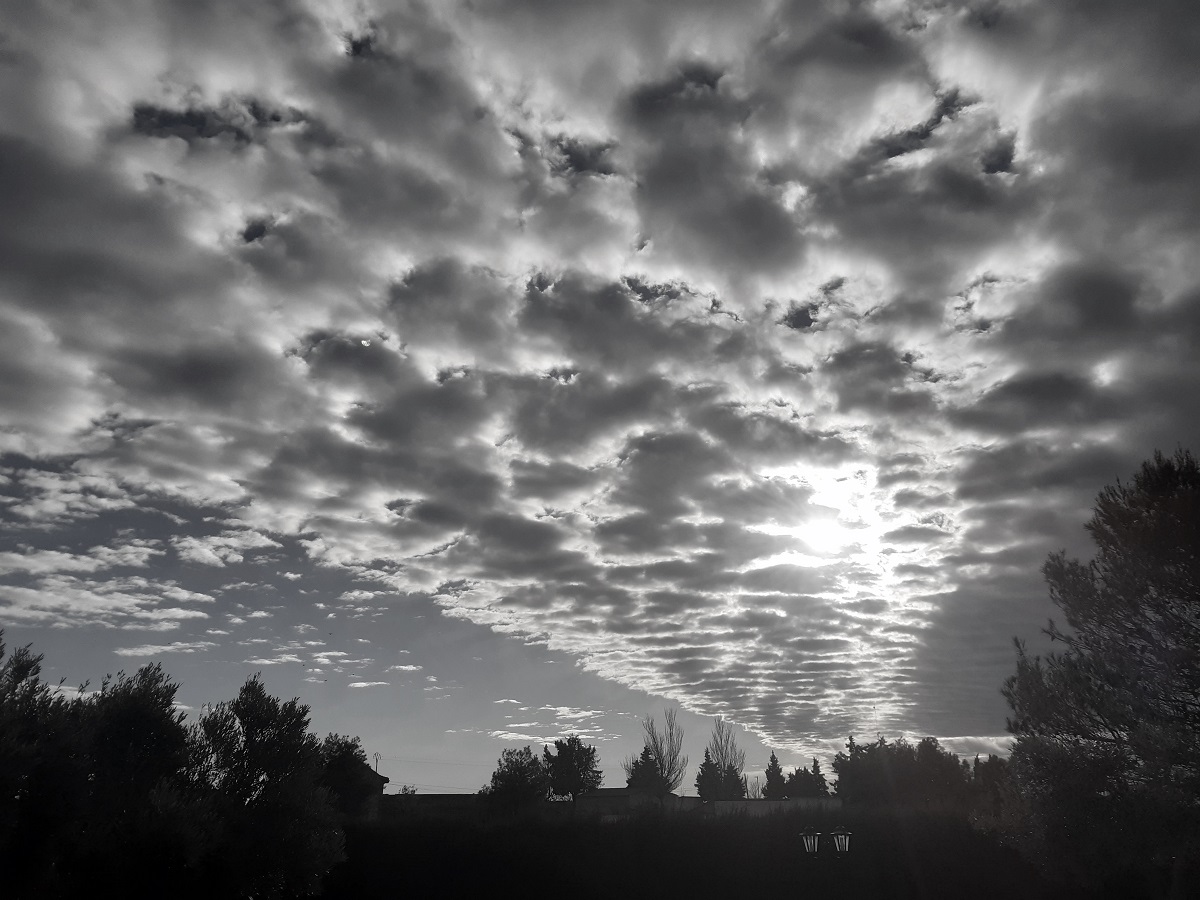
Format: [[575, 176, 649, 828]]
[[831, 826, 851, 854], [801, 828, 820, 854]]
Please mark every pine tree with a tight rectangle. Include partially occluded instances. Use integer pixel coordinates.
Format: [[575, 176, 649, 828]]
[[626, 745, 669, 796], [809, 757, 829, 796], [722, 763, 747, 799], [1004, 449, 1200, 883], [694, 748, 721, 801], [786, 757, 830, 798], [762, 751, 786, 800]]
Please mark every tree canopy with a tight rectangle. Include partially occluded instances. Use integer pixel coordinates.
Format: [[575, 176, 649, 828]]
[[543, 734, 602, 801], [190, 675, 345, 898], [481, 745, 548, 810], [832, 736, 968, 808], [694, 748, 721, 801], [622, 709, 687, 795], [694, 718, 747, 800], [785, 757, 829, 799], [626, 745, 669, 796], [1003, 448, 1200, 884], [320, 733, 385, 820], [761, 751, 786, 800], [0, 634, 370, 899]]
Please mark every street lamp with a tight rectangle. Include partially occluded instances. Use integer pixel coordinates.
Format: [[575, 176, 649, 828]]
[[801, 828, 820, 854], [831, 826, 852, 854]]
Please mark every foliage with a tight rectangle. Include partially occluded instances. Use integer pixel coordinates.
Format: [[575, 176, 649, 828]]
[[626, 745, 670, 796], [694, 747, 746, 801], [785, 757, 829, 798], [0, 644, 210, 895], [697, 717, 746, 800], [1, 637, 91, 894], [481, 745, 548, 810], [968, 754, 1011, 820], [705, 717, 745, 778], [543, 734, 602, 801], [1003, 449, 1200, 886], [723, 764, 747, 799], [0, 636, 356, 899], [623, 709, 687, 795], [320, 733, 381, 820], [77, 665, 199, 887], [832, 736, 969, 808], [188, 675, 345, 897], [762, 752, 787, 800], [695, 748, 722, 801]]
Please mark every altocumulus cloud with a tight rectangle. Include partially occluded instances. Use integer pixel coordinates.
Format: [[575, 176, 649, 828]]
[[2, 0, 1200, 757]]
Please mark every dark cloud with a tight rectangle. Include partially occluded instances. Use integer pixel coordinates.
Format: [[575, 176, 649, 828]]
[[780, 304, 816, 330], [129, 97, 306, 147], [549, 136, 618, 178], [508, 459, 602, 502], [131, 103, 253, 144], [823, 341, 938, 416], [105, 340, 288, 413], [950, 370, 1125, 434], [1000, 261, 1142, 352], [623, 63, 805, 278], [507, 371, 676, 454]]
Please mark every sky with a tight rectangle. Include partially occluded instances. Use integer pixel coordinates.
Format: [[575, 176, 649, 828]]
[[2, 0, 1200, 794]]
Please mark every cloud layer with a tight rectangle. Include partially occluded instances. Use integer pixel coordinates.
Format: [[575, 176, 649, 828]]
[[3, 0, 1200, 756]]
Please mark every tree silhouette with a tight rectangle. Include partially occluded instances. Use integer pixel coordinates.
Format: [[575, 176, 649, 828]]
[[623, 709, 687, 794], [1003, 448, 1200, 887], [722, 763, 747, 799], [320, 733, 382, 820], [1, 635, 86, 893], [792, 758, 830, 801], [78, 665, 197, 888], [833, 736, 966, 807], [784, 757, 829, 798], [694, 748, 722, 801], [703, 717, 745, 800], [189, 675, 344, 898], [762, 751, 787, 800], [480, 745, 548, 810], [0, 640, 363, 898], [543, 734, 602, 801], [626, 745, 669, 796]]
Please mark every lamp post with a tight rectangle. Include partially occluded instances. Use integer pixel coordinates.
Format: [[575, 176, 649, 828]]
[[800, 826, 852, 856]]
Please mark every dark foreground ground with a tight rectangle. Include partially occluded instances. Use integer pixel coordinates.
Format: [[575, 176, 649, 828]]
[[322, 810, 1114, 900]]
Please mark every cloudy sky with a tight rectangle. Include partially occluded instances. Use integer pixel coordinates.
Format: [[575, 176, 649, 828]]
[[3, 0, 1199, 793]]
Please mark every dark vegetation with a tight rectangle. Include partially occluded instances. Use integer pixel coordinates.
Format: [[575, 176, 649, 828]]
[[622, 708, 688, 795], [2, 449, 1197, 897], [0, 646, 381, 899], [1000, 448, 1200, 896]]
